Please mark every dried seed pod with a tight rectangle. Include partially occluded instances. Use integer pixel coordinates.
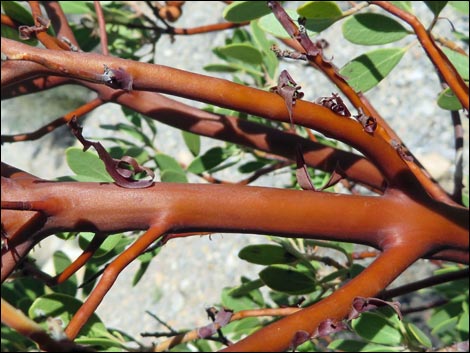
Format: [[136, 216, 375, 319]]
[[159, 5, 182, 22], [315, 93, 351, 117], [354, 108, 377, 133]]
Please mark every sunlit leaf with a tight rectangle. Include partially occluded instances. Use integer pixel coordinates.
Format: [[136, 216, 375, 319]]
[[351, 312, 402, 346], [389, 1, 414, 13], [442, 48, 469, 80], [216, 43, 263, 65], [406, 322, 432, 348], [223, 1, 272, 23], [29, 293, 108, 338], [329, 339, 403, 352], [182, 131, 201, 156], [160, 170, 188, 183], [339, 47, 407, 92], [154, 153, 185, 174], [53, 251, 77, 296], [250, 20, 278, 79], [78, 233, 124, 258], [258, 10, 301, 38], [58, 1, 91, 14], [342, 13, 409, 45], [449, 1, 469, 13], [297, 1, 342, 19], [66, 147, 114, 182], [437, 87, 463, 111]]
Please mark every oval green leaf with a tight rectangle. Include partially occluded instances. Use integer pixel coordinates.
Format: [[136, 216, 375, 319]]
[[58, 1, 91, 14], [53, 251, 77, 296], [204, 63, 242, 73], [223, 1, 272, 23], [238, 244, 297, 265], [2, 1, 34, 25], [28, 293, 108, 338], [424, 1, 448, 17], [437, 87, 463, 111], [78, 233, 124, 258], [160, 169, 188, 183], [342, 13, 409, 45], [66, 147, 114, 182], [258, 10, 301, 38], [449, 1, 469, 14], [259, 264, 317, 295], [216, 43, 263, 65], [442, 47, 469, 80], [187, 147, 227, 174], [351, 312, 402, 346], [297, 1, 342, 19], [406, 322, 432, 348], [329, 339, 403, 352], [154, 152, 185, 174], [182, 131, 201, 156], [390, 1, 414, 13], [339, 47, 407, 92]]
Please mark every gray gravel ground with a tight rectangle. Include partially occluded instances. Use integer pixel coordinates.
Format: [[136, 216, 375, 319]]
[[1, 1, 468, 348]]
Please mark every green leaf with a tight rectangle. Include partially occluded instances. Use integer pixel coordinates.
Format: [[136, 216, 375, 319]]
[[449, 1, 469, 13], [238, 244, 297, 265], [78, 233, 124, 258], [328, 339, 403, 352], [296, 1, 343, 32], [160, 170, 188, 183], [442, 48, 469, 80], [228, 279, 265, 297], [437, 87, 463, 111], [223, 1, 272, 23], [406, 322, 432, 348], [297, 1, 342, 19], [221, 287, 258, 311], [204, 63, 242, 73], [258, 10, 301, 38], [53, 251, 77, 296], [250, 20, 279, 79], [187, 147, 228, 174], [2, 1, 34, 25], [74, 337, 128, 350], [65, 147, 114, 182], [352, 312, 402, 346], [259, 264, 317, 295], [342, 13, 409, 45], [339, 47, 407, 92], [59, 1, 91, 14], [238, 161, 268, 173], [28, 293, 109, 338], [132, 260, 151, 287], [182, 131, 201, 156], [101, 123, 153, 147], [424, 1, 448, 17], [389, 1, 414, 13], [154, 153, 185, 174], [431, 317, 458, 336], [216, 43, 263, 65]]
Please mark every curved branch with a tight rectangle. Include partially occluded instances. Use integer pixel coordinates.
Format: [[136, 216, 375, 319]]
[[1, 38, 424, 194], [370, 1, 469, 112], [221, 243, 428, 351]]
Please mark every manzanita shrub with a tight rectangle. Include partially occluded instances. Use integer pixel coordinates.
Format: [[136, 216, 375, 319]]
[[1, 1, 469, 352]]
